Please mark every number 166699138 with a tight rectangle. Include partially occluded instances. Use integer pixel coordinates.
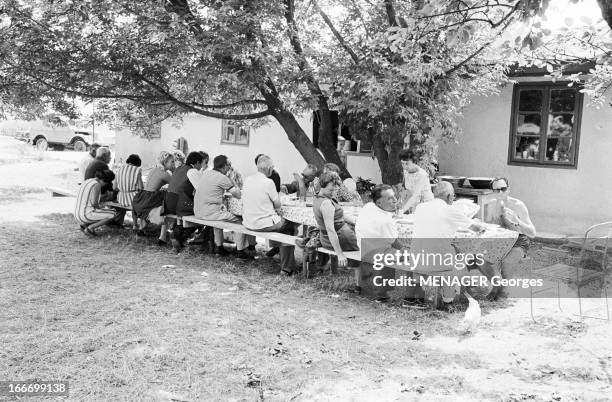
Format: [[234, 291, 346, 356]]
[[0, 381, 69, 396]]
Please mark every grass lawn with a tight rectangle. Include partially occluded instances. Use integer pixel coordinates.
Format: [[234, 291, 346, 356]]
[[1, 137, 611, 401]]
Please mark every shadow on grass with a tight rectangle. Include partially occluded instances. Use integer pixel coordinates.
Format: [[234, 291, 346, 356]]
[[33, 212, 471, 326], [1, 213, 606, 400]]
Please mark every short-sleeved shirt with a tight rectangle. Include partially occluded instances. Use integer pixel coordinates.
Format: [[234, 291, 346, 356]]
[[403, 167, 434, 210], [114, 164, 142, 207], [144, 167, 172, 191], [412, 198, 472, 272], [194, 169, 235, 219], [242, 172, 281, 230], [355, 202, 398, 245], [75, 178, 101, 221]]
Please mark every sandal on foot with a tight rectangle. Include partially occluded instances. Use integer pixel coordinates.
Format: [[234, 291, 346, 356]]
[[84, 227, 97, 237]]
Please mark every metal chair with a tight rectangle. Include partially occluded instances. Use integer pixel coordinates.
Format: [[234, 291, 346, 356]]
[[530, 221, 612, 322]]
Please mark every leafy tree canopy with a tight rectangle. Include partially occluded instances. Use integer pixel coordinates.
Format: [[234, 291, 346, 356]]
[[0, 0, 610, 183]]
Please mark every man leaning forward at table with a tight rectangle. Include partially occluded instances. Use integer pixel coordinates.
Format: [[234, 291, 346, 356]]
[[412, 181, 485, 310], [193, 155, 255, 260], [242, 156, 298, 276]]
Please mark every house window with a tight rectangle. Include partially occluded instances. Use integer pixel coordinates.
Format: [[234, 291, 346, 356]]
[[221, 121, 250, 145], [149, 123, 162, 139], [508, 82, 583, 168]]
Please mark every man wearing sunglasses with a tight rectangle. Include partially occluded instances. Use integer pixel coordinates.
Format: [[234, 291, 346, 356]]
[[486, 177, 536, 295]]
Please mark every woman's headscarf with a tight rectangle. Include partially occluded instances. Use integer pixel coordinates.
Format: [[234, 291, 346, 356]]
[[157, 151, 173, 168]]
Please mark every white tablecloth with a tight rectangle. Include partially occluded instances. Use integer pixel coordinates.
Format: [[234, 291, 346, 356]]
[[227, 198, 518, 263]]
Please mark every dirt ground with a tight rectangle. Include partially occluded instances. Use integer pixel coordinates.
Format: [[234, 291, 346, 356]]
[[0, 136, 611, 401]]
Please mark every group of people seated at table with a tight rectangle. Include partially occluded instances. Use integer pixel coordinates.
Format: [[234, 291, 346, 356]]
[[73, 145, 536, 306]]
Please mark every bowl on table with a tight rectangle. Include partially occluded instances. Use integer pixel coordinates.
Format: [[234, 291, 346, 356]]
[[467, 177, 494, 189], [437, 175, 466, 187]]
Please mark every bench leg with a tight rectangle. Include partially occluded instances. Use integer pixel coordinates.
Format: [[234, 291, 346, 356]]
[[530, 285, 537, 323], [330, 256, 338, 276]]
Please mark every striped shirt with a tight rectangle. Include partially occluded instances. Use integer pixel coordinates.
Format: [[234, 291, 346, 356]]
[[74, 178, 101, 224], [114, 164, 143, 207]]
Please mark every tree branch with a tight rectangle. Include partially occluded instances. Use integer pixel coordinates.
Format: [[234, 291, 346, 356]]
[[384, 0, 398, 26], [190, 99, 268, 109], [311, 0, 360, 64], [444, 3, 521, 76]]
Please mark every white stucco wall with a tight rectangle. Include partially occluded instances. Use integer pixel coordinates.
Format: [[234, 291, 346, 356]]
[[438, 77, 612, 235], [116, 114, 386, 183], [159, 114, 317, 184], [345, 152, 382, 183], [114, 129, 162, 169]]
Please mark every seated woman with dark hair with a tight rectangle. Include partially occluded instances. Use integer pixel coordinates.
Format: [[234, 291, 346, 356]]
[[164, 151, 207, 251], [74, 170, 120, 236], [313, 171, 359, 270]]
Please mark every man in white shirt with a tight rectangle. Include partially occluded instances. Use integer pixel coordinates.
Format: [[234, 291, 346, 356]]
[[412, 181, 482, 309], [355, 184, 403, 299], [242, 156, 297, 276], [356, 184, 400, 248], [399, 149, 434, 213]]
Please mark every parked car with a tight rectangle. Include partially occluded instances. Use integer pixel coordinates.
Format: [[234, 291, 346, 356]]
[[16, 126, 94, 152]]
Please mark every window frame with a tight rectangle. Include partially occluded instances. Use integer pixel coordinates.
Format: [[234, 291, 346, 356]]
[[221, 120, 250, 146], [507, 81, 583, 169]]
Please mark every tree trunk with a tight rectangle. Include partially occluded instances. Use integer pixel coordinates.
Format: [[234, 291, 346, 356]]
[[273, 110, 327, 169], [597, 0, 612, 30], [317, 107, 352, 179], [372, 128, 404, 185], [283, 0, 350, 178]]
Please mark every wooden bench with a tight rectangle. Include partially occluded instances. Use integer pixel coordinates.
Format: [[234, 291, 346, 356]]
[[314, 246, 361, 263], [182, 216, 300, 245], [182, 215, 365, 277], [47, 187, 76, 197], [103, 202, 130, 210], [181, 216, 439, 286]]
